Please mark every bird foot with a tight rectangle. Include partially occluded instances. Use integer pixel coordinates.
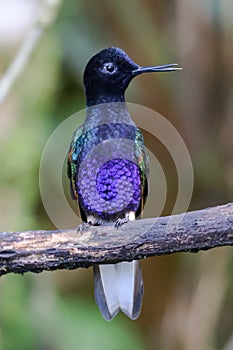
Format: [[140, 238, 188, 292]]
[[76, 216, 107, 235], [114, 216, 129, 229], [76, 222, 91, 234]]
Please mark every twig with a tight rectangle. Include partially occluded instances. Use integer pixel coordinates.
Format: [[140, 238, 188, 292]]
[[0, 0, 62, 106], [0, 202, 232, 276]]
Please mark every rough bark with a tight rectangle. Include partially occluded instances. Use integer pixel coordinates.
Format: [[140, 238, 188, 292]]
[[0, 203, 232, 276]]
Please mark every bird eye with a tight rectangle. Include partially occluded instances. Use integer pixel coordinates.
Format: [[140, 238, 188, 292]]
[[103, 63, 116, 74]]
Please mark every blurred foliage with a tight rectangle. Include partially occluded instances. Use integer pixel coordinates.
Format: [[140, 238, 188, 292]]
[[0, 0, 233, 349], [0, 275, 145, 350]]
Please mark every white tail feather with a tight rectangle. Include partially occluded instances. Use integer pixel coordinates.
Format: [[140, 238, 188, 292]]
[[94, 212, 143, 320], [94, 260, 143, 320], [116, 261, 136, 317], [99, 264, 119, 317]]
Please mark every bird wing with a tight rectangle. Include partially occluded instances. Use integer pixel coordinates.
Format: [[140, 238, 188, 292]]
[[134, 127, 149, 212], [67, 125, 84, 200]]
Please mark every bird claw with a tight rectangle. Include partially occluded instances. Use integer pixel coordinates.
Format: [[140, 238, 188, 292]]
[[114, 217, 129, 229], [76, 222, 91, 234], [76, 218, 106, 235]]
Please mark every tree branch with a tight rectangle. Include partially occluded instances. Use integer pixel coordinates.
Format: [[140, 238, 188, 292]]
[[0, 202, 232, 276]]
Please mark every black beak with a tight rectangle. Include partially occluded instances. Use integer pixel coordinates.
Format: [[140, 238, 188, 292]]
[[132, 63, 182, 76]]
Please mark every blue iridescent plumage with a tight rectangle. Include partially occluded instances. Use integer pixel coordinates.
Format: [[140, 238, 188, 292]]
[[68, 117, 148, 222]]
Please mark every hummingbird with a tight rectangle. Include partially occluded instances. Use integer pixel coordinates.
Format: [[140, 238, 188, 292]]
[[67, 47, 182, 320]]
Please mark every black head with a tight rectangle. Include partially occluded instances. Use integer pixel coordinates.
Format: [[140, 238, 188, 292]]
[[83, 47, 182, 106]]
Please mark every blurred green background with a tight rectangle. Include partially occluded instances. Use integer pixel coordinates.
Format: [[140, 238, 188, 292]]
[[0, 0, 233, 349]]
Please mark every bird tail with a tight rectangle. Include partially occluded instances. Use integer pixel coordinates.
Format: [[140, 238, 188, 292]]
[[94, 260, 143, 320]]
